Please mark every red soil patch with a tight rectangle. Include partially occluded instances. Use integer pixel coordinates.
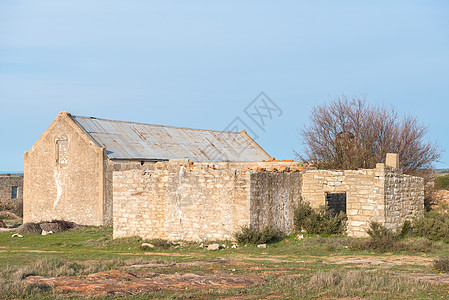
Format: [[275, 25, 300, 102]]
[[25, 269, 264, 296]]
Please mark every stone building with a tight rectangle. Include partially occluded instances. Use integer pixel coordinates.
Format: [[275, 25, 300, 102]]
[[23, 111, 272, 226], [24, 112, 424, 240], [0, 173, 23, 209]]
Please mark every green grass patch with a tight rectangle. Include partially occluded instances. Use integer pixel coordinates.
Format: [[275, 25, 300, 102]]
[[0, 226, 448, 299]]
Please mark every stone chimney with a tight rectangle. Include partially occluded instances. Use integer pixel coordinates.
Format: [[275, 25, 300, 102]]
[[386, 153, 399, 169]]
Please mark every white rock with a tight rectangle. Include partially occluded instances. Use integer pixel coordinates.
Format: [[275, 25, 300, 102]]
[[207, 243, 220, 251], [257, 244, 267, 249]]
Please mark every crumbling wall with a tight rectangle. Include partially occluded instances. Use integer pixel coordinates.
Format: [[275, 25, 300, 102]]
[[113, 160, 252, 241], [250, 171, 302, 234], [104, 160, 158, 226], [384, 167, 424, 231], [302, 165, 385, 237], [301, 164, 424, 237], [0, 174, 23, 209]]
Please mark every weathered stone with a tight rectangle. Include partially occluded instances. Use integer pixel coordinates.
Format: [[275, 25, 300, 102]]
[[207, 244, 220, 251]]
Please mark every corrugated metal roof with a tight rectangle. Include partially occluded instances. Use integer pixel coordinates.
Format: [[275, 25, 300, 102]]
[[72, 115, 271, 162]]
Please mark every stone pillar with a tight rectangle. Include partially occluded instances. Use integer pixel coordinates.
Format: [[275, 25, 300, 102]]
[[386, 153, 399, 169]]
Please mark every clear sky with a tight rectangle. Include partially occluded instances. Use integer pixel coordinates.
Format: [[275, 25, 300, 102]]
[[1, 1, 448, 172]]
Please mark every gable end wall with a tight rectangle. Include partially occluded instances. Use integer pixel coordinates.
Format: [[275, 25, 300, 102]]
[[24, 112, 106, 225]]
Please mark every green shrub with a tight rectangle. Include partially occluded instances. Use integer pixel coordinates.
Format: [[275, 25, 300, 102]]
[[294, 202, 347, 235], [350, 222, 434, 253], [234, 225, 280, 245], [413, 211, 449, 243], [399, 220, 412, 237], [435, 174, 449, 190], [433, 258, 449, 273]]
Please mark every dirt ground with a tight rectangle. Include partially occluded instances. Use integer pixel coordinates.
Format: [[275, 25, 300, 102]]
[[23, 256, 449, 297], [26, 268, 263, 297]]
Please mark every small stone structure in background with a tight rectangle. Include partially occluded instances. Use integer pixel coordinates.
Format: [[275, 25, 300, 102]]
[[0, 173, 23, 210]]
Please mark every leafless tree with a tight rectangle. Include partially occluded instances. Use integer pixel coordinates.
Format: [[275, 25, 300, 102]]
[[298, 95, 441, 175]]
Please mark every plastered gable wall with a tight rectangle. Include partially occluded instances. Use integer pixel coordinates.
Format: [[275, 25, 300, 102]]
[[0, 175, 23, 208], [24, 112, 106, 225], [113, 160, 252, 241]]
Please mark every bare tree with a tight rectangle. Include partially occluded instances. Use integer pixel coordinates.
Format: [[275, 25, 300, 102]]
[[298, 95, 441, 175]]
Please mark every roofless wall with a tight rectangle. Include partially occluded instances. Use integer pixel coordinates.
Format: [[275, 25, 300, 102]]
[[113, 160, 303, 241]]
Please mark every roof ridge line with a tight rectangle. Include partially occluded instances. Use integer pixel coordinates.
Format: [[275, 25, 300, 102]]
[[72, 115, 242, 135]]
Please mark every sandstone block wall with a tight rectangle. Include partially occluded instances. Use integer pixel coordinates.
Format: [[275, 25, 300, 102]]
[[0, 174, 23, 209], [113, 160, 252, 241], [302, 164, 424, 236], [302, 165, 385, 237], [113, 160, 304, 241]]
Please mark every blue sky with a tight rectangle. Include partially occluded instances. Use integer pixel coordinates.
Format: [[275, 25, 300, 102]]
[[1, 1, 448, 172]]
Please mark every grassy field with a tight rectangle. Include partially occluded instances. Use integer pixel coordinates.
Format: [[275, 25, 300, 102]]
[[1, 225, 449, 299]]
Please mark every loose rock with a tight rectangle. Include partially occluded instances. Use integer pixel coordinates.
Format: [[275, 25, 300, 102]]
[[207, 243, 220, 251], [257, 244, 267, 249]]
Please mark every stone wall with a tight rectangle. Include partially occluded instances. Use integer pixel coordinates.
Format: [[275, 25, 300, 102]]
[[384, 167, 424, 231], [113, 160, 252, 241], [302, 165, 385, 236], [113, 160, 304, 241], [250, 171, 302, 234], [301, 164, 424, 236], [103, 160, 158, 226], [24, 112, 107, 225], [0, 174, 23, 209]]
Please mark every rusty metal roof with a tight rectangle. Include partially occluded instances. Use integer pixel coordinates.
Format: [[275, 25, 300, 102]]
[[71, 115, 272, 162]]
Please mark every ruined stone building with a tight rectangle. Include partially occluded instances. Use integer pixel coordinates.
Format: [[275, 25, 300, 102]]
[[24, 112, 424, 240], [0, 173, 23, 209]]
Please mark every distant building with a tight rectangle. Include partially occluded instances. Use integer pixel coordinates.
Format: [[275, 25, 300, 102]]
[[0, 173, 23, 209]]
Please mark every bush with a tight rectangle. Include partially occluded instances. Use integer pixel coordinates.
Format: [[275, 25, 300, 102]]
[[435, 174, 449, 190], [350, 222, 401, 252], [39, 220, 79, 233], [17, 223, 42, 235], [234, 225, 280, 245], [13, 200, 23, 218], [413, 211, 449, 243], [433, 258, 449, 273], [399, 220, 412, 238], [17, 220, 79, 235], [350, 222, 434, 253], [294, 202, 347, 235]]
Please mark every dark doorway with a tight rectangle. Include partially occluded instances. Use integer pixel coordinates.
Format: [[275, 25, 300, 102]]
[[326, 192, 346, 215]]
